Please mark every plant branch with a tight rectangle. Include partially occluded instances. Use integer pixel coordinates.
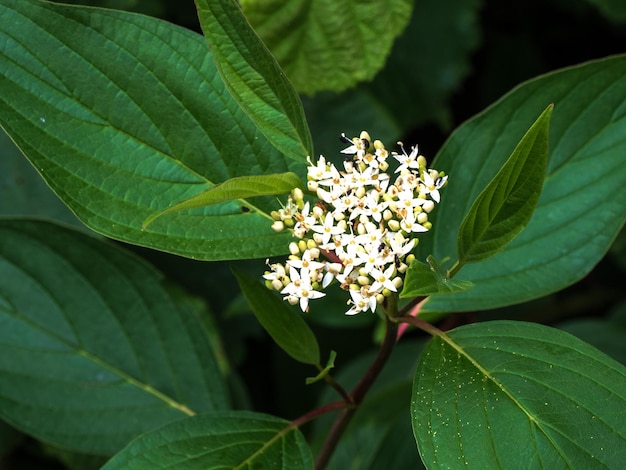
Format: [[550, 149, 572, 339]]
[[314, 315, 399, 470]]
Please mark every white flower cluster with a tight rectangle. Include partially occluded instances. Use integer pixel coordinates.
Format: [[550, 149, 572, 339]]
[[264, 131, 447, 315]]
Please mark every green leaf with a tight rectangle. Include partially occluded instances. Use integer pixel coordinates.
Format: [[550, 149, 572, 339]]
[[143, 172, 302, 228], [0, 0, 302, 261], [233, 268, 320, 365], [456, 104, 553, 265], [240, 0, 413, 96], [419, 55, 626, 314], [102, 411, 313, 470], [0, 220, 228, 455], [412, 321, 626, 468], [194, 0, 313, 160], [401, 257, 474, 298]]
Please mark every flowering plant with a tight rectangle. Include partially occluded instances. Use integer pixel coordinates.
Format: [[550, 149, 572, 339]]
[[0, 1, 625, 469], [266, 132, 447, 316]]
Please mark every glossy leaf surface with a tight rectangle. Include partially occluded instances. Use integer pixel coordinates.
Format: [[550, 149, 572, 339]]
[[233, 268, 320, 365], [143, 172, 302, 228], [102, 411, 313, 469], [457, 104, 552, 265], [0, 220, 228, 455], [401, 259, 473, 298], [0, 0, 302, 260], [419, 55, 626, 313], [194, 0, 313, 159], [413, 321, 626, 468]]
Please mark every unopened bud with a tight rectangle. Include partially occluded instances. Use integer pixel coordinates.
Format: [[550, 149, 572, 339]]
[[292, 188, 304, 202], [298, 240, 308, 252], [289, 242, 300, 255], [417, 212, 428, 224], [271, 221, 285, 232], [357, 275, 370, 286], [423, 200, 435, 213], [392, 277, 403, 289], [388, 220, 401, 231], [307, 180, 318, 192]]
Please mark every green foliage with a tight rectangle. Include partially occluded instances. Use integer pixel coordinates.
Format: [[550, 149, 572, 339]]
[[401, 257, 474, 298], [101, 411, 313, 469], [420, 55, 626, 314], [0, 220, 228, 455], [1, 0, 625, 468], [456, 104, 553, 265], [142, 172, 303, 228], [240, 0, 413, 96], [194, 0, 313, 160], [413, 321, 626, 468], [233, 268, 321, 366], [0, 0, 301, 261]]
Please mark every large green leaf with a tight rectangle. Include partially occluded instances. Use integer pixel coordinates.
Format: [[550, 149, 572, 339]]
[[419, 55, 626, 313], [0, 128, 83, 228], [233, 268, 320, 366], [102, 411, 313, 470], [0, 0, 302, 261], [412, 321, 626, 468], [456, 105, 552, 265], [194, 0, 313, 160], [0, 220, 228, 455], [240, 0, 413, 96]]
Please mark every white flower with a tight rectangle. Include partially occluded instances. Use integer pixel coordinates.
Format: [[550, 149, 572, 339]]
[[400, 210, 428, 233], [311, 213, 345, 247], [421, 171, 447, 203], [346, 287, 377, 315], [393, 142, 420, 173], [281, 266, 325, 312], [369, 264, 397, 293]]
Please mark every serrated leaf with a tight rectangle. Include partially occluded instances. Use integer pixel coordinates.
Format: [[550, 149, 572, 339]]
[[401, 258, 474, 298], [0, 0, 302, 261], [102, 411, 313, 470], [456, 104, 553, 265], [412, 321, 626, 468], [233, 268, 320, 365], [240, 0, 413, 95], [418, 55, 626, 314], [0, 220, 228, 455], [194, 0, 313, 160], [143, 172, 302, 228]]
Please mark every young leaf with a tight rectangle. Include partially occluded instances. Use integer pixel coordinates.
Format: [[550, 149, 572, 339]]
[[240, 0, 413, 95], [401, 258, 474, 298], [0, 0, 301, 261], [456, 104, 553, 266], [143, 172, 302, 228], [0, 220, 228, 455], [233, 268, 320, 366], [418, 55, 626, 314], [102, 411, 313, 470], [194, 0, 313, 160], [412, 321, 626, 468]]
